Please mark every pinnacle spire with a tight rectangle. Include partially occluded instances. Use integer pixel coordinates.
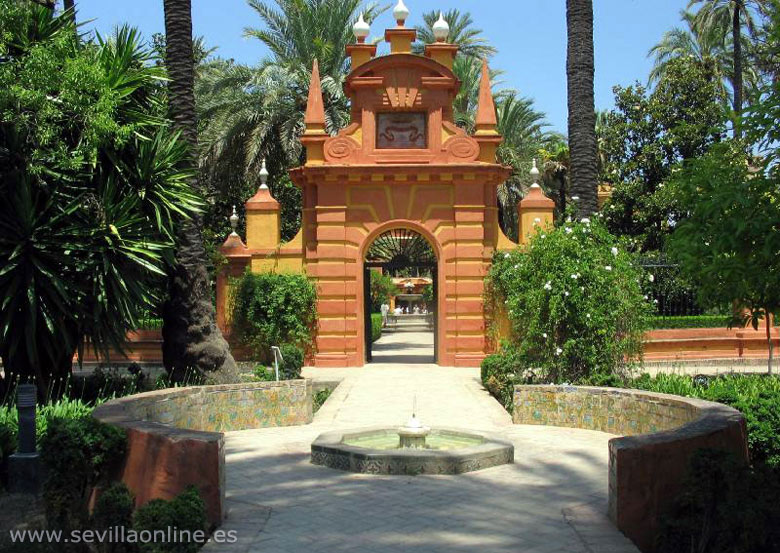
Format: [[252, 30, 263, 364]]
[[475, 59, 498, 134], [304, 59, 326, 134]]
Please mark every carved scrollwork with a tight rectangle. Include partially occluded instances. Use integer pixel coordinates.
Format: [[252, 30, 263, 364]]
[[324, 137, 359, 161], [444, 136, 479, 161]]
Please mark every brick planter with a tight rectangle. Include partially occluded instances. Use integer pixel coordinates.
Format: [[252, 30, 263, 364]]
[[512, 385, 748, 553], [93, 380, 313, 525]]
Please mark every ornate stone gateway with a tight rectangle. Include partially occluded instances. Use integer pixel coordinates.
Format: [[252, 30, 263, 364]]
[[217, 6, 555, 367]]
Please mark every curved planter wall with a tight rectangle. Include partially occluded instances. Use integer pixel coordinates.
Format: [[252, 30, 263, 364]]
[[93, 379, 312, 525], [512, 385, 748, 553]]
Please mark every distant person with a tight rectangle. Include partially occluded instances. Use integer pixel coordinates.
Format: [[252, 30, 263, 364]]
[[413, 306, 420, 314], [380, 302, 389, 325], [394, 306, 402, 316]]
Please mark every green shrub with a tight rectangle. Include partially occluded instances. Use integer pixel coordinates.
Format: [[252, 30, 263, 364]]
[[630, 373, 780, 468], [72, 366, 147, 403], [657, 449, 780, 553], [649, 315, 729, 329], [40, 416, 126, 531], [92, 483, 134, 553], [132, 486, 207, 553], [313, 388, 332, 413], [487, 216, 651, 383], [371, 313, 382, 342], [369, 271, 396, 312], [252, 365, 275, 382], [230, 271, 317, 363], [480, 349, 526, 411], [0, 397, 94, 488], [279, 344, 304, 380]]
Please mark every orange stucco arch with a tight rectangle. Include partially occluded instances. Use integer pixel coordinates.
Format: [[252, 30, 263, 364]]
[[357, 220, 445, 364]]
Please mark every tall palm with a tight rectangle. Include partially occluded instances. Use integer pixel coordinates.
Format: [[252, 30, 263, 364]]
[[244, 0, 384, 81], [687, 0, 762, 135], [566, 0, 599, 217], [414, 9, 497, 59], [162, 0, 237, 381]]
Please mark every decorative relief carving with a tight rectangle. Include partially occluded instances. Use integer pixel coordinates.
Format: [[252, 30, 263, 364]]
[[443, 136, 480, 162], [324, 136, 359, 161]]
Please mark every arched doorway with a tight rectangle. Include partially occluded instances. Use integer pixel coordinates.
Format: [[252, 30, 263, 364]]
[[363, 228, 438, 363]]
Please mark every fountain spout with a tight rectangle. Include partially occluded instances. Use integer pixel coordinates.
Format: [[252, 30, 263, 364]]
[[398, 413, 430, 449]]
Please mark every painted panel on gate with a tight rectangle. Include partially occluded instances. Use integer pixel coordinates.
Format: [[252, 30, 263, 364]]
[[376, 112, 426, 149]]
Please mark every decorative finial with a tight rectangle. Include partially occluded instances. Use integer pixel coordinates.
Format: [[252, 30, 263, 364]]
[[530, 158, 540, 188], [259, 159, 269, 190], [229, 205, 239, 236], [353, 12, 370, 43], [433, 11, 449, 42], [393, 0, 410, 26]]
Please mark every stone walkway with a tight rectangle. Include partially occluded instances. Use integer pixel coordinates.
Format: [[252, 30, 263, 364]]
[[203, 332, 639, 553]]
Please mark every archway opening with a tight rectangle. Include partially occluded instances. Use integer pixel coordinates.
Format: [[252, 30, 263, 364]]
[[363, 228, 437, 364]]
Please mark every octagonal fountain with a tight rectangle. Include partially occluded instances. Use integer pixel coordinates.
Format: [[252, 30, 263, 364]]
[[311, 411, 513, 475]]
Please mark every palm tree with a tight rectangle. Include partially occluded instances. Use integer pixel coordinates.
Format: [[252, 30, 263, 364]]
[[566, 0, 599, 217], [687, 0, 762, 136], [649, 9, 758, 113], [414, 9, 497, 59], [244, 0, 384, 80], [162, 0, 237, 381]]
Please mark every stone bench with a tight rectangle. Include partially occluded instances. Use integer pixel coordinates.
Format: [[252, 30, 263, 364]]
[[512, 385, 748, 553]]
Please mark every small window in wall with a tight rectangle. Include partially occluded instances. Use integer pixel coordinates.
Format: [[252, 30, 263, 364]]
[[376, 112, 427, 149]]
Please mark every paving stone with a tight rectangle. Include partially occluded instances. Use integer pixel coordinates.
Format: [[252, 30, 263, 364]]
[[201, 332, 640, 553]]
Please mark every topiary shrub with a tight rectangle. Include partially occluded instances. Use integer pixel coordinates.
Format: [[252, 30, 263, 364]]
[[40, 416, 126, 531], [278, 343, 304, 380], [371, 313, 382, 343], [230, 271, 317, 363], [132, 486, 207, 553], [92, 483, 134, 553], [487, 216, 651, 384]]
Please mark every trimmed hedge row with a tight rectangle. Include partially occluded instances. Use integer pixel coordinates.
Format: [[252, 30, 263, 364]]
[[649, 315, 727, 329], [371, 313, 382, 343]]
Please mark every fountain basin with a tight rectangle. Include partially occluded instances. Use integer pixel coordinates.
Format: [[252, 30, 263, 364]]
[[311, 427, 514, 475]]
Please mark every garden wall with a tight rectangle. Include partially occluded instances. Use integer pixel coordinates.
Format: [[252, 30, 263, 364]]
[[93, 379, 313, 525], [512, 385, 748, 553]]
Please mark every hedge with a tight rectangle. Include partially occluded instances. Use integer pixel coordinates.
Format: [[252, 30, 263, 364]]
[[371, 313, 382, 343]]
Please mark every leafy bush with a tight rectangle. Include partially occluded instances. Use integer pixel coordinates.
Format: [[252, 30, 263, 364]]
[[371, 313, 383, 342], [278, 344, 304, 380], [480, 349, 526, 411], [631, 373, 780, 468], [40, 416, 127, 531], [657, 449, 780, 553], [230, 271, 317, 363], [132, 486, 207, 553], [649, 315, 728, 329], [92, 483, 134, 553], [487, 216, 651, 384], [313, 388, 333, 413], [252, 365, 276, 382], [369, 271, 396, 313]]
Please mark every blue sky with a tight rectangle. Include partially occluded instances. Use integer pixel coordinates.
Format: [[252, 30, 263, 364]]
[[73, 0, 689, 134]]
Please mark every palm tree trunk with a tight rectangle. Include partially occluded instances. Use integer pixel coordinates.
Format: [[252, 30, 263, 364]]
[[566, 0, 599, 217], [63, 0, 76, 25], [161, 0, 237, 382], [732, 0, 743, 138]]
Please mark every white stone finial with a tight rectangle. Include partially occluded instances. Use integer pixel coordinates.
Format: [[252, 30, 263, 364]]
[[229, 205, 239, 236], [433, 11, 449, 42], [530, 158, 540, 188], [259, 159, 269, 189], [393, 0, 409, 26], [353, 12, 370, 43]]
